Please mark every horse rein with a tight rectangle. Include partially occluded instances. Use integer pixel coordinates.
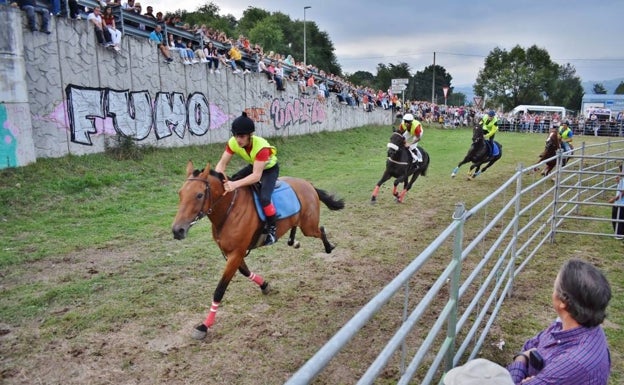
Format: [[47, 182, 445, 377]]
[[185, 177, 237, 228]]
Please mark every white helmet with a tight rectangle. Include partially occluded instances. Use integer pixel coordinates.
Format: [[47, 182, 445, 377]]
[[403, 113, 414, 122]]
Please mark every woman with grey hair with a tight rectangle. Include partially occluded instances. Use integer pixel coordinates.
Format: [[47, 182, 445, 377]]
[[507, 259, 611, 384]]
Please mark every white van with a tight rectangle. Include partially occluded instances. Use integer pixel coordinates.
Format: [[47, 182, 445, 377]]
[[510, 105, 567, 119]]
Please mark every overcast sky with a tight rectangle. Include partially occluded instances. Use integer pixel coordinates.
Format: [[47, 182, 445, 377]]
[[148, 0, 624, 87]]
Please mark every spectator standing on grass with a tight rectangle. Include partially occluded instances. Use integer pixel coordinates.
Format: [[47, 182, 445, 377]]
[[608, 163, 624, 240], [14, 0, 51, 34], [87, 6, 114, 48], [149, 24, 173, 63], [102, 6, 122, 52], [507, 259, 612, 385]]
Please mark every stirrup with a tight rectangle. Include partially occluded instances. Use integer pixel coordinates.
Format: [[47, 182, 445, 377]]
[[264, 225, 277, 245], [264, 232, 277, 246]]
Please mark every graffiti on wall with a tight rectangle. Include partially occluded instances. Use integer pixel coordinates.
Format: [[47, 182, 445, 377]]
[[0, 104, 18, 168], [65, 85, 326, 146]]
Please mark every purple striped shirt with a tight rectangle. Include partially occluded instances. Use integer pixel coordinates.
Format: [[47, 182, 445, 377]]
[[507, 319, 610, 384]]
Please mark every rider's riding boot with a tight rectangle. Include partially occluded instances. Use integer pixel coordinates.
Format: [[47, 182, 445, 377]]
[[264, 215, 277, 246]]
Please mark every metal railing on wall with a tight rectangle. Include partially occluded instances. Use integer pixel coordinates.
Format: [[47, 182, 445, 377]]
[[285, 138, 624, 385]]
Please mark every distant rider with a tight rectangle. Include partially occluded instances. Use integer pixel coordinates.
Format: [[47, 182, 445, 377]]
[[558, 121, 574, 153], [398, 113, 423, 163], [480, 110, 499, 156]]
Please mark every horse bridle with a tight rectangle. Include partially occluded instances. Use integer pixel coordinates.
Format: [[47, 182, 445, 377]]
[[185, 176, 237, 227]]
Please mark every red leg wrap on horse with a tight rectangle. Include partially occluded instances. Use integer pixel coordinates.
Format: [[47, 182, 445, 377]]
[[372, 186, 380, 196], [249, 272, 264, 286], [203, 301, 220, 328], [400, 190, 407, 200]]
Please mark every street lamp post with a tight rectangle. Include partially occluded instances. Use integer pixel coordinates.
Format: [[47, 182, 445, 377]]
[[303, 6, 311, 67]]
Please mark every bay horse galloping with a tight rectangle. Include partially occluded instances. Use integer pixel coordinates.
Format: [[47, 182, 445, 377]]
[[172, 160, 344, 340], [371, 131, 430, 203], [451, 124, 502, 179], [535, 127, 561, 176]]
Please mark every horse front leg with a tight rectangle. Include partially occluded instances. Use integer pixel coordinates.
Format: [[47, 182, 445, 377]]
[[371, 172, 392, 204], [397, 172, 420, 203], [452, 158, 469, 178], [192, 251, 244, 340]]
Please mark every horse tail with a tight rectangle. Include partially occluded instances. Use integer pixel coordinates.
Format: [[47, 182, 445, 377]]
[[420, 150, 430, 177], [315, 188, 345, 211]]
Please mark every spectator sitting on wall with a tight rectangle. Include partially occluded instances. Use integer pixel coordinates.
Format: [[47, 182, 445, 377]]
[[155, 11, 163, 24], [66, 0, 81, 19], [102, 6, 122, 52], [258, 55, 274, 82], [274, 61, 286, 91], [192, 41, 209, 63], [13, 0, 51, 34], [174, 37, 197, 65], [87, 6, 115, 48], [203, 41, 220, 73], [227, 41, 249, 74], [149, 24, 173, 63]]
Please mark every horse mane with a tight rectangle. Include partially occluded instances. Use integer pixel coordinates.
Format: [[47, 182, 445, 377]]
[[192, 167, 225, 182]]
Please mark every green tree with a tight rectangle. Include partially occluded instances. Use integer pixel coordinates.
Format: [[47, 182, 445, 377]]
[[593, 83, 608, 94], [412, 65, 452, 103], [375, 63, 411, 95], [346, 71, 376, 88], [248, 18, 285, 55], [548, 63, 584, 111], [615, 81, 624, 94], [474, 45, 582, 111]]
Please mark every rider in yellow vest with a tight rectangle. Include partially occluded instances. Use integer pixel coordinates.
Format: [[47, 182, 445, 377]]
[[480, 110, 499, 156], [558, 121, 574, 153], [215, 112, 279, 245], [398, 113, 423, 163]]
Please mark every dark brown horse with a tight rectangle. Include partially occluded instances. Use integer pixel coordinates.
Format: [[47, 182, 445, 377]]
[[172, 161, 344, 340], [451, 124, 502, 179], [370, 131, 430, 203], [536, 127, 561, 176]]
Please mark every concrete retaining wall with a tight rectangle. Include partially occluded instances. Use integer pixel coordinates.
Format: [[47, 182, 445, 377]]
[[0, 5, 390, 169]]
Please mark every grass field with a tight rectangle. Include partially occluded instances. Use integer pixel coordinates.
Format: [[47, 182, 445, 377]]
[[0, 125, 621, 384]]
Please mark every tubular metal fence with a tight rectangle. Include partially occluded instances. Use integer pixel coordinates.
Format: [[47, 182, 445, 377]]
[[285, 138, 624, 385]]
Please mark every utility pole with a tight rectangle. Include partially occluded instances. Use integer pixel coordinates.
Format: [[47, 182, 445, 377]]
[[431, 51, 436, 104]]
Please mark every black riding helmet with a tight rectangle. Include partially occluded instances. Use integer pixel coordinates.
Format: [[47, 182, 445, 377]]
[[231, 112, 255, 135]]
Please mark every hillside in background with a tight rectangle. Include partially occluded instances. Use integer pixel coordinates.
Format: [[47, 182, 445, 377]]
[[452, 77, 623, 107], [582, 77, 624, 94]]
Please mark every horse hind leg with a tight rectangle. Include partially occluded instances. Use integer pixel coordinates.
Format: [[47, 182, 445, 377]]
[[320, 226, 335, 253], [238, 261, 271, 295], [287, 227, 300, 249]]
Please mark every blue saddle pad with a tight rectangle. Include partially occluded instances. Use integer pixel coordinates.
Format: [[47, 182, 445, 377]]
[[253, 180, 301, 221], [492, 142, 500, 156], [487, 141, 500, 157]]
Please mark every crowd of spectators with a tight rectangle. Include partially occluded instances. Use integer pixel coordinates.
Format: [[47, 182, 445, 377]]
[[12, 0, 622, 138]]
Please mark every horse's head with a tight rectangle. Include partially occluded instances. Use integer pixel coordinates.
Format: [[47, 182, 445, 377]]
[[472, 124, 485, 143], [387, 132, 405, 157], [172, 160, 225, 240]]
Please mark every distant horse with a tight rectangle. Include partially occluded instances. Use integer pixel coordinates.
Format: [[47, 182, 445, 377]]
[[371, 131, 430, 203], [451, 124, 502, 179], [172, 161, 344, 340], [535, 127, 561, 176]]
